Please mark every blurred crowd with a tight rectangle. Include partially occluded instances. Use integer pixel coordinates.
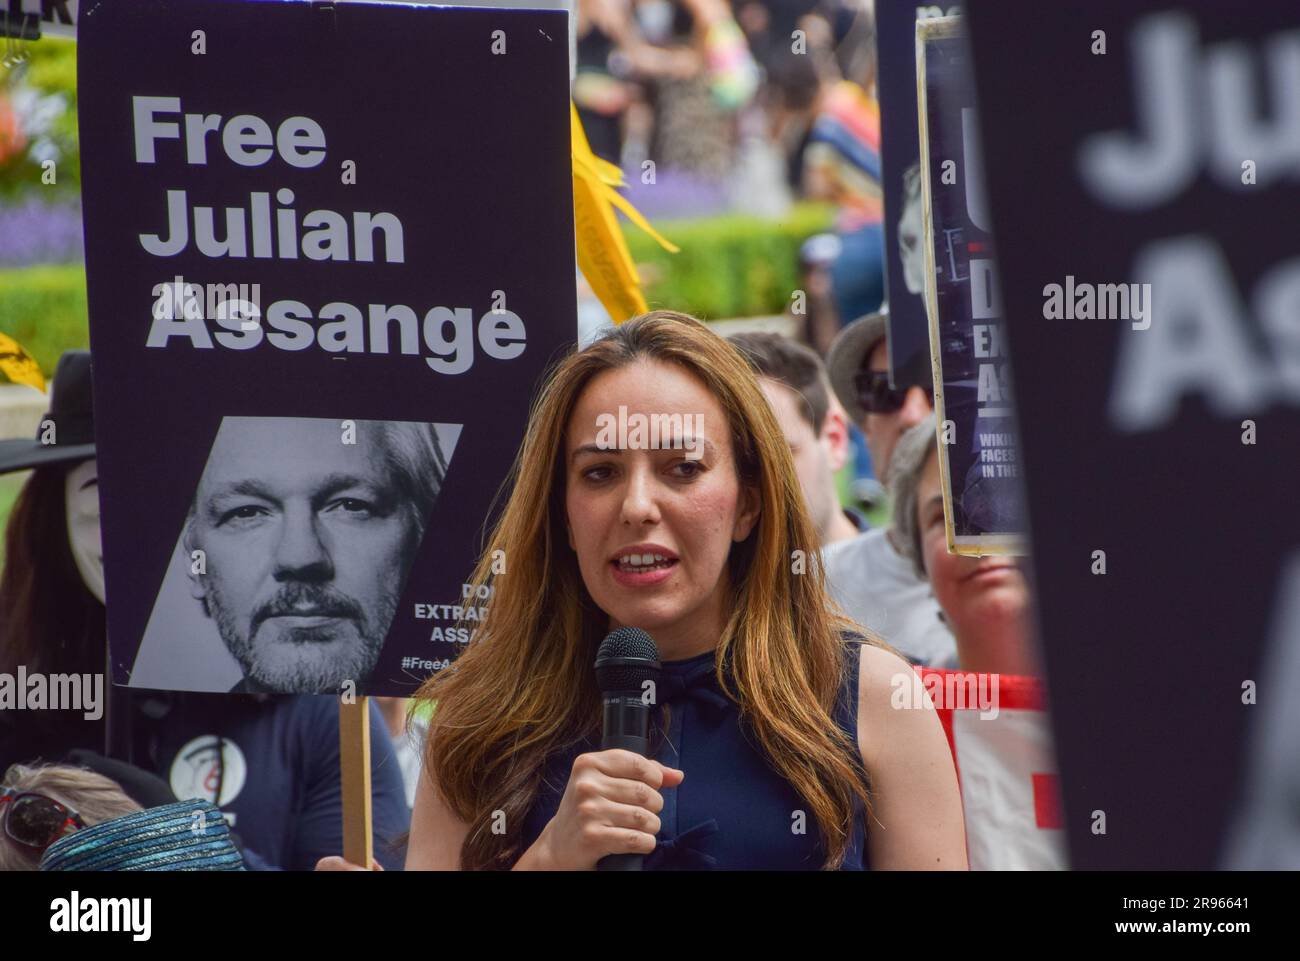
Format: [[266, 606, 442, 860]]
[[575, 0, 885, 338]]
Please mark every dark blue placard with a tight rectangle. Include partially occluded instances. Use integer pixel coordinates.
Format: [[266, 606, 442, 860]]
[[967, 0, 1300, 868], [917, 17, 1023, 551], [78, 0, 575, 696], [876, 0, 960, 389]]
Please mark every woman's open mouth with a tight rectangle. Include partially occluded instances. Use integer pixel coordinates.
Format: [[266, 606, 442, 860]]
[[610, 549, 679, 586]]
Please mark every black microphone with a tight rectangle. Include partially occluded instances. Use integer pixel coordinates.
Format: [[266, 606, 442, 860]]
[[594, 626, 662, 871]]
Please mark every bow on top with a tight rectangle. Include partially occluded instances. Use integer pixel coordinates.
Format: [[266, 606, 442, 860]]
[[654, 656, 734, 716], [643, 818, 720, 871]]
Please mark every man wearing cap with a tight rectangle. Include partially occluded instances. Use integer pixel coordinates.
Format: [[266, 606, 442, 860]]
[[822, 310, 957, 667]]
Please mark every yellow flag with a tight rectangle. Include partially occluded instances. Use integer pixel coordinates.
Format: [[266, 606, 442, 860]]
[[0, 332, 46, 392], [572, 103, 678, 324]]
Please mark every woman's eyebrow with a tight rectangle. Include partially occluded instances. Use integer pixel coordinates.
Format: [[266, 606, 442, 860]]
[[570, 438, 717, 461], [571, 443, 624, 463]]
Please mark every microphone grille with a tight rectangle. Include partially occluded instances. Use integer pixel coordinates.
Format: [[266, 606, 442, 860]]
[[598, 626, 658, 661], [594, 627, 661, 694]]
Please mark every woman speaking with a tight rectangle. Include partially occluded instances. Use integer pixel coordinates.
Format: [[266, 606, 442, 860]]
[[405, 311, 966, 870]]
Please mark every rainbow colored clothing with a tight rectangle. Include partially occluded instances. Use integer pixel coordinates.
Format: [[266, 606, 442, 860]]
[[804, 81, 884, 233]]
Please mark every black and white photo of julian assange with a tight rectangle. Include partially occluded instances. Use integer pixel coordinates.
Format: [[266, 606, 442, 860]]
[[129, 416, 458, 694]]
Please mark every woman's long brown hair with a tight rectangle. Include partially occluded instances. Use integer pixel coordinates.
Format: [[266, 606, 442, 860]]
[[417, 311, 880, 869]]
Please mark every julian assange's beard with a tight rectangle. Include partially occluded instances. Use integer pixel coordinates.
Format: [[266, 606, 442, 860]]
[[208, 584, 397, 693]]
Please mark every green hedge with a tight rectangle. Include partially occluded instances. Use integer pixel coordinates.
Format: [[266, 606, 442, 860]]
[[0, 264, 89, 376], [622, 203, 834, 320]]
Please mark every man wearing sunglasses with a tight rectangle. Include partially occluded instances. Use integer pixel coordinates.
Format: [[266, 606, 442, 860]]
[[822, 309, 957, 667]]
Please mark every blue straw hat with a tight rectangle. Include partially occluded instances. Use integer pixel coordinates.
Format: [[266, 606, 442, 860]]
[[39, 799, 245, 871]]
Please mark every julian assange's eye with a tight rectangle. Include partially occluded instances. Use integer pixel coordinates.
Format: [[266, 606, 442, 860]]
[[221, 505, 267, 525], [329, 498, 374, 516]]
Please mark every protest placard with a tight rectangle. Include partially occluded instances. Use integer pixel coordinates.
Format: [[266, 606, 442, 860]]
[[78, 0, 575, 697], [916, 14, 1024, 554], [874, 0, 957, 389], [966, 0, 1300, 867]]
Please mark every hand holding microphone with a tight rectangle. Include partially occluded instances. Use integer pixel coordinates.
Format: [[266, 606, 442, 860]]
[[533, 627, 682, 871], [534, 749, 683, 871]]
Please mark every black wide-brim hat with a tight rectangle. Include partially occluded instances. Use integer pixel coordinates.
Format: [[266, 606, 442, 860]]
[[0, 350, 96, 475]]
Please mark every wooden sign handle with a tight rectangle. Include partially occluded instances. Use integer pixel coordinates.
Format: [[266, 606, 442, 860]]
[[339, 695, 374, 869]]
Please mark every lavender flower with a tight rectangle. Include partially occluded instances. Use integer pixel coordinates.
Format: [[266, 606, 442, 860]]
[[0, 196, 83, 266]]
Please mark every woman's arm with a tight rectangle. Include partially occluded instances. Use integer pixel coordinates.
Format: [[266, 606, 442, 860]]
[[339, 757, 545, 870], [856, 644, 969, 869], [405, 763, 471, 870]]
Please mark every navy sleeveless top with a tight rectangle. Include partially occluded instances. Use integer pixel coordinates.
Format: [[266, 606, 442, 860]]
[[516, 636, 870, 870]]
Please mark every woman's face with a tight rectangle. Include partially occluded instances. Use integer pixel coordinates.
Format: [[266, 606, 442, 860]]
[[65, 458, 105, 604], [917, 450, 1027, 636], [564, 359, 759, 655]]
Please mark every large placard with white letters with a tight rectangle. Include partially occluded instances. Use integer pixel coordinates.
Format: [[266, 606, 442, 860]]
[[79, 0, 575, 696], [966, 0, 1299, 868]]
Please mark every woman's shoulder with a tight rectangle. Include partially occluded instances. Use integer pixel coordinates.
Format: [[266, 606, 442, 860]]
[[852, 639, 940, 772], [853, 638, 914, 676], [834, 627, 905, 685], [834, 618, 917, 683], [830, 627, 912, 687]]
